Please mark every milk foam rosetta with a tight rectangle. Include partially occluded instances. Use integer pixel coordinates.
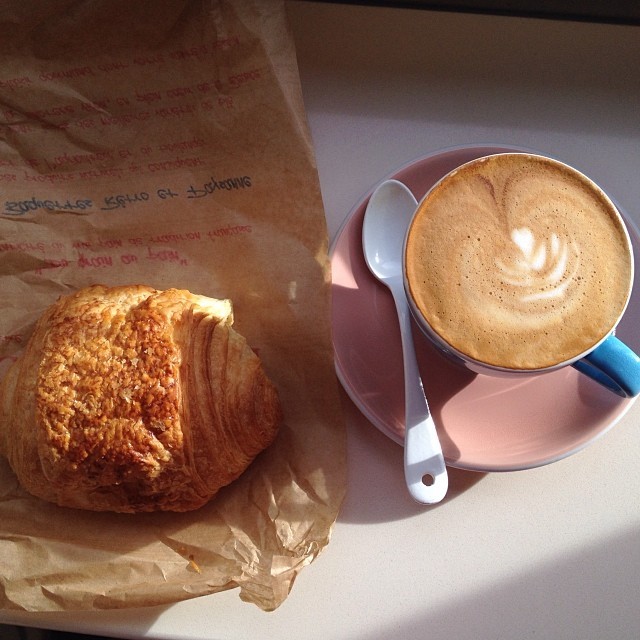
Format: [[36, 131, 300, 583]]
[[405, 154, 633, 369]]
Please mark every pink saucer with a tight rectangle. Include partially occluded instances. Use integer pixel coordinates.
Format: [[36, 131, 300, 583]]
[[331, 145, 639, 472]]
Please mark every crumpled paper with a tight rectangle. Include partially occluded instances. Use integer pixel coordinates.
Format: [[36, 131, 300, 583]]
[[0, 0, 346, 612]]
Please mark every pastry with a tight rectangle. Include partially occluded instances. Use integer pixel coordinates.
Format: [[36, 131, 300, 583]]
[[0, 284, 282, 513]]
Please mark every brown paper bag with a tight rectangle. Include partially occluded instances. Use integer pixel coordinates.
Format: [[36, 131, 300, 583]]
[[0, 0, 346, 612]]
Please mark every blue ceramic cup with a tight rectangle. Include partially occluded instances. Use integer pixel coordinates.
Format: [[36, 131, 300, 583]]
[[403, 153, 640, 398]]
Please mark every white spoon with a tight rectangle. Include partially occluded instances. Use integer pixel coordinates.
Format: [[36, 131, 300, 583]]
[[362, 179, 448, 504]]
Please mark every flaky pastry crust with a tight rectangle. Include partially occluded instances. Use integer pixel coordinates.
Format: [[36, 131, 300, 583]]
[[0, 285, 282, 512]]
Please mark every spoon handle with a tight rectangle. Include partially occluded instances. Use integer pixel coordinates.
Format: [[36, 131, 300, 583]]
[[389, 279, 448, 504]]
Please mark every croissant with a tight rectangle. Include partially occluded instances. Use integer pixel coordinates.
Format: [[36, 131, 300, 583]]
[[0, 285, 282, 513]]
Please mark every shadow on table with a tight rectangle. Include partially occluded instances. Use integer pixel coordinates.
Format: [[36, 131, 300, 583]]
[[337, 392, 486, 525], [346, 524, 640, 640]]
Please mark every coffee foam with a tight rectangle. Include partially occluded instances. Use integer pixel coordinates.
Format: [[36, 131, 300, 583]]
[[405, 154, 632, 369]]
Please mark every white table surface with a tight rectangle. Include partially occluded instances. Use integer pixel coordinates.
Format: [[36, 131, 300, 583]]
[[2, 2, 640, 638]]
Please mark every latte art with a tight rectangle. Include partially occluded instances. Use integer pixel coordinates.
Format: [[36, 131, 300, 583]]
[[459, 224, 584, 333], [496, 228, 579, 303], [405, 154, 632, 370], [493, 227, 581, 310]]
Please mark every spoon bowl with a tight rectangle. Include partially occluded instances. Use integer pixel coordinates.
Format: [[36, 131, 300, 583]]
[[362, 179, 448, 504]]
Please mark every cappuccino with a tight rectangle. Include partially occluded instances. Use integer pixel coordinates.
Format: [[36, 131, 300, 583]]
[[404, 153, 633, 370]]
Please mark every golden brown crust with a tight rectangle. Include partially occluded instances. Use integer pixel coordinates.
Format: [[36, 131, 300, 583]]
[[0, 285, 282, 512]]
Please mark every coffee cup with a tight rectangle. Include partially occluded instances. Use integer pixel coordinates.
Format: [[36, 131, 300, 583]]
[[403, 152, 640, 397]]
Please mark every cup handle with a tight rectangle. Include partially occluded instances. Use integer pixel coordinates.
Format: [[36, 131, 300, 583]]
[[572, 335, 640, 398]]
